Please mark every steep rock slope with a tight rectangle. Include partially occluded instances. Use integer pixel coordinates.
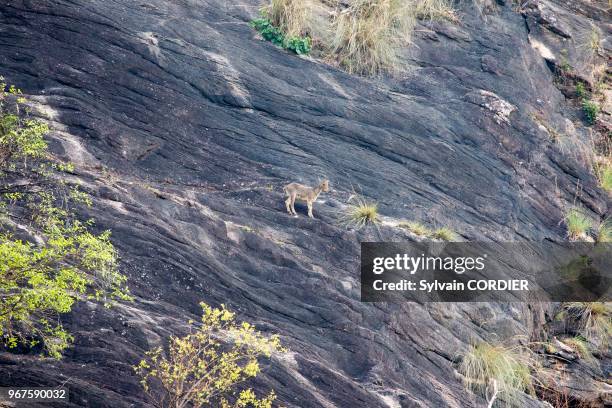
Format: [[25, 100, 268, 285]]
[[0, 0, 609, 407]]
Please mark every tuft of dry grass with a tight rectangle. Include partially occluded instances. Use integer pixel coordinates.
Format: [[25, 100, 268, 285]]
[[578, 24, 602, 59], [562, 302, 611, 348], [341, 195, 379, 229], [398, 221, 431, 236], [329, 0, 415, 75], [459, 342, 533, 407], [597, 162, 612, 194], [413, 0, 456, 21], [266, 0, 310, 37], [259, 0, 456, 75], [561, 336, 594, 362], [597, 217, 612, 243], [431, 227, 458, 241]]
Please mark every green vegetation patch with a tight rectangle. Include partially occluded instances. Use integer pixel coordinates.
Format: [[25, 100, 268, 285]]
[[253, 0, 456, 76], [251, 17, 312, 55], [597, 218, 612, 243], [564, 208, 592, 240], [135, 302, 285, 407], [582, 99, 599, 125], [575, 82, 587, 98], [0, 78, 131, 358]]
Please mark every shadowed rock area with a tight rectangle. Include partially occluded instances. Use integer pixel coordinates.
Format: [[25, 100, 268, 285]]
[[0, 0, 610, 407]]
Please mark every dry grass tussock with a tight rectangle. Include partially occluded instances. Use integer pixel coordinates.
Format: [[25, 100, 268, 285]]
[[459, 342, 535, 407], [257, 0, 457, 75], [329, 0, 414, 75], [340, 194, 379, 228], [562, 302, 611, 348], [266, 0, 311, 37]]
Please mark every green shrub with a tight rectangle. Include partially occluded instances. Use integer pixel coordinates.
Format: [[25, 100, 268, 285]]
[[251, 17, 311, 55], [575, 82, 587, 98], [459, 342, 533, 407], [0, 79, 131, 358], [582, 99, 599, 125], [0, 224, 130, 358], [135, 302, 284, 408], [251, 18, 285, 46], [0, 87, 48, 166], [564, 208, 592, 240], [285, 36, 312, 55]]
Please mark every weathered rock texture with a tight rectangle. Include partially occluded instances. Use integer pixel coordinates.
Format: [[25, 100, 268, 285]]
[[0, 0, 610, 407]]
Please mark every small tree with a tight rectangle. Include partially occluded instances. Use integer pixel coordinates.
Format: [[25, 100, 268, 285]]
[[135, 302, 285, 408], [0, 78, 131, 358]]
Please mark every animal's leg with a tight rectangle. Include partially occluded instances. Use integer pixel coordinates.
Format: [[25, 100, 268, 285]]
[[307, 201, 314, 218], [290, 193, 298, 216], [285, 196, 292, 214]]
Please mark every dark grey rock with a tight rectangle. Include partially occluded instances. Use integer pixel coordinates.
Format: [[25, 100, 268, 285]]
[[0, 0, 609, 407]]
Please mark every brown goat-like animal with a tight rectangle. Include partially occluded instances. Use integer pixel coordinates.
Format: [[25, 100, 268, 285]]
[[283, 179, 329, 218]]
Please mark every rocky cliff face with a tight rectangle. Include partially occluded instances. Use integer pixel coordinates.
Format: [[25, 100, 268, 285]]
[[0, 0, 610, 407]]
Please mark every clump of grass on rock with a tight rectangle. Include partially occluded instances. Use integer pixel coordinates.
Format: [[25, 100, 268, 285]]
[[459, 342, 533, 407], [597, 163, 612, 193], [432, 227, 458, 241], [413, 0, 456, 21], [562, 302, 611, 348], [329, 0, 415, 75], [398, 221, 431, 236], [328, 0, 456, 75], [561, 336, 594, 362], [564, 208, 592, 241], [342, 195, 379, 229], [267, 0, 310, 38], [255, 0, 457, 75], [597, 218, 612, 243]]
